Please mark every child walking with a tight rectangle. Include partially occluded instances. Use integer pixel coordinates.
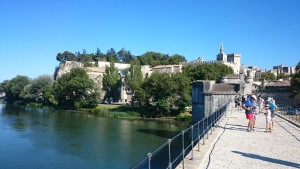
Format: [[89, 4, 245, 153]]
[[264, 104, 272, 133]]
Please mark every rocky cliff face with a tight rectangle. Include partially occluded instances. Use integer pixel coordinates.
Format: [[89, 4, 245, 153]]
[[54, 61, 105, 99], [54, 61, 83, 79]]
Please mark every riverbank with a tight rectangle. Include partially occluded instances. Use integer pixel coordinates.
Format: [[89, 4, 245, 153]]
[[81, 104, 192, 124], [5, 101, 193, 124]]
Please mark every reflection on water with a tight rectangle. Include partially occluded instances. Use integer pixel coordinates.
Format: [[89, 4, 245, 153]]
[[0, 104, 186, 169]]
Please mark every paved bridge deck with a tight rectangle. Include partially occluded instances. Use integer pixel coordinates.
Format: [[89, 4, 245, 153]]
[[177, 104, 300, 169]]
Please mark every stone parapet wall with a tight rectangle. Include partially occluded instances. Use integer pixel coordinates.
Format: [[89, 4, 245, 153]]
[[192, 80, 236, 124]]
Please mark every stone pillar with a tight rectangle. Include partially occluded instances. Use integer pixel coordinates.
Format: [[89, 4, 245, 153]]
[[192, 81, 205, 124], [120, 76, 127, 102], [192, 80, 214, 123]]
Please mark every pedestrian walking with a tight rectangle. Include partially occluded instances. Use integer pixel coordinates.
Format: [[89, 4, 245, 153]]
[[264, 104, 272, 133], [242, 95, 255, 132], [257, 94, 264, 113], [251, 95, 257, 130], [266, 97, 277, 129], [234, 96, 239, 108], [238, 95, 242, 111]]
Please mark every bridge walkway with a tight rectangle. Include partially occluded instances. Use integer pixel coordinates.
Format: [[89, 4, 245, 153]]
[[177, 104, 300, 169]]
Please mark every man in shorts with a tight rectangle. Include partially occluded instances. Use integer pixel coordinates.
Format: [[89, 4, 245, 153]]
[[242, 95, 255, 132]]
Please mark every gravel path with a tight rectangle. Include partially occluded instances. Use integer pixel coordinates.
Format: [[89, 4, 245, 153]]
[[177, 104, 300, 169]]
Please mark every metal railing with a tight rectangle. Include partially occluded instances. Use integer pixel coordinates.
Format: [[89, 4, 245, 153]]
[[131, 101, 230, 169], [276, 105, 300, 124]]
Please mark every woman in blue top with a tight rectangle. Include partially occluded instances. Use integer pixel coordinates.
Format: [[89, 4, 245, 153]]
[[266, 97, 277, 129]]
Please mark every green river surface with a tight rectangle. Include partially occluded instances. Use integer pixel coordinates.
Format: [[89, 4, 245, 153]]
[[0, 103, 187, 169]]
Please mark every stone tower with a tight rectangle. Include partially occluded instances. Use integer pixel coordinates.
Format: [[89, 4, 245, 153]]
[[227, 53, 241, 65], [216, 43, 227, 62]]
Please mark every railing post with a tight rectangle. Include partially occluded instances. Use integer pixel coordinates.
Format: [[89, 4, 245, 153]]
[[147, 153, 152, 169], [213, 112, 215, 131], [191, 125, 194, 160], [206, 116, 209, 139], [210, 114, 213, 135], [197, 121, 200, 151], [218, 110, 220, 126], [181, 131, 185, 169], [202, 119, 205, 145], [168, 139, 172, 169]]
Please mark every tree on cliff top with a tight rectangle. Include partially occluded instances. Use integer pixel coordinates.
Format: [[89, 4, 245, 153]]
[[56, 51, 77, 62]]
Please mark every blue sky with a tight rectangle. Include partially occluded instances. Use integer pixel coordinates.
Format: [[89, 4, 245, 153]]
[[1, 0, 299, 82]]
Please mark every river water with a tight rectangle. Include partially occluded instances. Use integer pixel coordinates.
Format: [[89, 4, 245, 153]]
[[0, 104, 187, 169]]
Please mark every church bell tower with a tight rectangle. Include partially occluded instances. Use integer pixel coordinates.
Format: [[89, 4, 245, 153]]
[[216, 43, 227, 62]]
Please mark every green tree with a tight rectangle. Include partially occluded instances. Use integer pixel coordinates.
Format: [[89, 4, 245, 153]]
[[137, 52, 187, 66], [168, 54, 186, 64], [171, 73, 192, 112], [117, 48, 135, 63], [96, 47, 101, 56], [277, 73, 290, 79], [261, 72, 276, 81], [140, 72, 192, 116], [143, 73, 175, 116], [142, 73, 176, 116], [52, 68, 100, 109], [182, 65, 195, 80], [124, 61, 144, 105], [137, 52, 165, 67], [291, 61, 300, 97], [102, 62, 121, 102], [117, 48, 126, 62], [0, 80, 10, 93], [5, 75, 30, 103], [183, 63, 233, 81], [94, 47, 106, 61], [78, 53, 94, 67], [106, 48, 118, 62], [23, 75, 54, 105], [56, 51, 77, 62]]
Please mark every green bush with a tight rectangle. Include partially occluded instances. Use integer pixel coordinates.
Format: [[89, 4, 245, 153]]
[[27, 102, 41, 108], [175, 115, 192, 124]]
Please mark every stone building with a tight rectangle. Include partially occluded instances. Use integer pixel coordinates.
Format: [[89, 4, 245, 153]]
[[216, 44, 241, 75], [55, 61, 152, 103], [271, 64, 295, 77], [180, 44, 243, 75], [152, 65, 182, 73]]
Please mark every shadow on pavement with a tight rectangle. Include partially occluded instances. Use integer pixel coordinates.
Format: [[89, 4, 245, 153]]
[[232, 150, 300, 168], [224, 126, 247, 132], [226, 124, 248, 127], [224, 124, 265, 132]]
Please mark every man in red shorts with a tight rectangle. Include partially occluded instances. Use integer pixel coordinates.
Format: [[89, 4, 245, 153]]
[[242, 95, 255, 132]]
